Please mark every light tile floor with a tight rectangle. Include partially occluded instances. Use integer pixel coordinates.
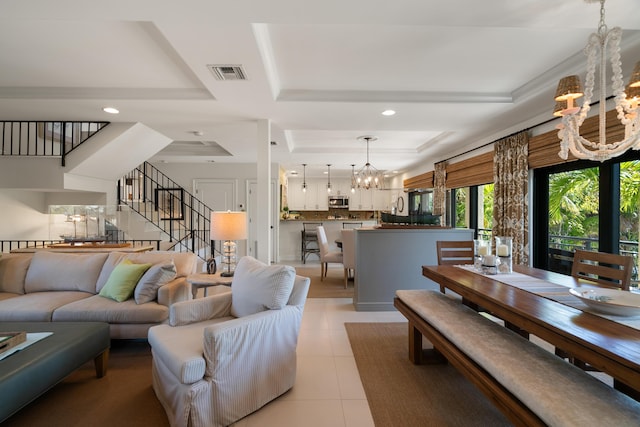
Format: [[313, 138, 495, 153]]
[[232, 260, 407, 427], [232, 260, 614, 426]]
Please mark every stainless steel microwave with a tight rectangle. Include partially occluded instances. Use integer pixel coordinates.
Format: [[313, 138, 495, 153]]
[[328, 196, 349, 208]]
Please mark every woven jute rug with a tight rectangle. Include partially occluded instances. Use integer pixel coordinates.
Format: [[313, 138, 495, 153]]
[[294, 265, 354, 298], [3, 340, 169, 427], [345, 322, 513, 427]]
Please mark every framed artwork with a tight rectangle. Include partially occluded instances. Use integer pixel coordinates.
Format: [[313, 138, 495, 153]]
[[154, 188, 185, 220]]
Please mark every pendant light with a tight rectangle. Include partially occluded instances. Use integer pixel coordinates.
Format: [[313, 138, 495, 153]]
[[302, 164, 307, 193], [350, 164, 356, 193], [553, 0, 640, 162], [326, 164, 332, 193], [355, 135, 384, 189]]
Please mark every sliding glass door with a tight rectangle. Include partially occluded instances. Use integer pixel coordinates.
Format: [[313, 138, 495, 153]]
[[533, 153, 640, 286]]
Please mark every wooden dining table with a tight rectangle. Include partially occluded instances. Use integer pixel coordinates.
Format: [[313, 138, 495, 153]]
[[422, 264, 640, 399]]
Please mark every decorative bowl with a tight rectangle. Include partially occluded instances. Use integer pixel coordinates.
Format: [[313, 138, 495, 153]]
[[569, 287, 640, 317]]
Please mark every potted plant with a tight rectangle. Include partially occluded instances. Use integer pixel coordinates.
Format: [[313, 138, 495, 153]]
[[282, 206, 290, 219]]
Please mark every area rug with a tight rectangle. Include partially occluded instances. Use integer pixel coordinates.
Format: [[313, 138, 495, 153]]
[[345, 322, 513, 427], [294, 265, 353, 298], [3, 340, 169, 427]]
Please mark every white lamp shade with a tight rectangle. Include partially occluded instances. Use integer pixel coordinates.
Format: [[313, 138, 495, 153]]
[[210, 211, 248, 241]]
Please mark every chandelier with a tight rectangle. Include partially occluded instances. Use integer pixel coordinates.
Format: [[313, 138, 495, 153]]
[[554, 0, 640, 162], [353, 136, 384, 189]]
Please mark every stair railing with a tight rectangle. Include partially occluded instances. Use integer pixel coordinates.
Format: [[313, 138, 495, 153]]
[[118, 162, 215, 261], [1, 121, 109, 166]]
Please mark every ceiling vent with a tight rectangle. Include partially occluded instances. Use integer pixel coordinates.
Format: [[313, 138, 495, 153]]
[[207, 64, 247, 81]]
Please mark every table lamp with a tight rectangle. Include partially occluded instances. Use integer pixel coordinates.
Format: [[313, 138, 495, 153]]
[[210, 211, 248, 277]]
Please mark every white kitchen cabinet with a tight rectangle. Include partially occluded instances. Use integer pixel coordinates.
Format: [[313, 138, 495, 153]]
[[373, 190, 391, 210], [349, 188, 373, 210], [330, 180, 352, 197], [287, 178, 306, 210], [287, 178, 329, 211]]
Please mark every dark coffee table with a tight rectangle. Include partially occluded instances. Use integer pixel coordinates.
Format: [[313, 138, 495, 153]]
[[0, 322, 110, 423]]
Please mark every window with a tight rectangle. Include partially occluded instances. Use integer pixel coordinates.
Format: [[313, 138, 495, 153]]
[[447, 184, 493, 239], [533, 152, 640, 286], [408, 190, 433, 215]]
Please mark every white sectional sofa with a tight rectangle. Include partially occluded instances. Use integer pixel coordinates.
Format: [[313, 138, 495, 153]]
[[0, 250, 197, 339]]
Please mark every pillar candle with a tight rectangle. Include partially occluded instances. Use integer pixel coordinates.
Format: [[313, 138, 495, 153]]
[[497, 244, 509, 257]]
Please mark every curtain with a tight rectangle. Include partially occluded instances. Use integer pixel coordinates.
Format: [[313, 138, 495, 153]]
[[493, 131, 529, 265], [433, 162, 447, 223]]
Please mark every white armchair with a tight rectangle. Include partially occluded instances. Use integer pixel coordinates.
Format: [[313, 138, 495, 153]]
[[148, 256, 310, 427]]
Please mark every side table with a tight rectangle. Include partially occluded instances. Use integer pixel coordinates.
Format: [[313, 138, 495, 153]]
[[187, 273, 233, 299]]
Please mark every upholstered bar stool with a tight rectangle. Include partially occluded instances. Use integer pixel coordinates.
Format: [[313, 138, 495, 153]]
[[301, 222, 322, 263]]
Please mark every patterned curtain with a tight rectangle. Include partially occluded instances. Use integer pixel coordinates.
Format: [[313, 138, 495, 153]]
[[433, 162, 447, 224], [493, 131, 529, 265]]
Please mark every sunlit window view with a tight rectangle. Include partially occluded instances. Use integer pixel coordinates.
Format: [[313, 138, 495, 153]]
[[545, 161, 639, 287], [548, 166, 600, 252], [479, 184, 493, 240], [451, 184, 493, 241], [620, 160, 640, 287]]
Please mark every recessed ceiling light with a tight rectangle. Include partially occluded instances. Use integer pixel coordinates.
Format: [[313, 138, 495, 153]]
[[381, 109, 396, 116], [102, 107, 119, 114]]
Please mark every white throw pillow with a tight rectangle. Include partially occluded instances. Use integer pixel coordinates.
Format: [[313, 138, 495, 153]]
[[134, 261, 177, 304], [230, 256, 296, 317]]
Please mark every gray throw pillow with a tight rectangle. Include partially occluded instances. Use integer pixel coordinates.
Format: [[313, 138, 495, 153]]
[[230, 256, 296, 317], [134, 261, 177, 304]]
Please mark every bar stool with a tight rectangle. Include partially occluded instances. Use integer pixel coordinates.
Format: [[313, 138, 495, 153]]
[[301, 222, 322, 263]]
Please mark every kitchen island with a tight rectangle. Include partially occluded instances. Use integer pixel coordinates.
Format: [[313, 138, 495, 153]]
[[353, 227, 473, 311]]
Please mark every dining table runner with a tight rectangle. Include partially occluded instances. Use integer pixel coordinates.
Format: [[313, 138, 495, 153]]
[[455, 264, 640, 330]]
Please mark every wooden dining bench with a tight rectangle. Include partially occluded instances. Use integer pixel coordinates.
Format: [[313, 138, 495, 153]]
[[394, 289, 640, 427]]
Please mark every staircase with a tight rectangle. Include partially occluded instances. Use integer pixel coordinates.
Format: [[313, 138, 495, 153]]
[[1, 121, 213, 260], [117, 162, 216, 261]]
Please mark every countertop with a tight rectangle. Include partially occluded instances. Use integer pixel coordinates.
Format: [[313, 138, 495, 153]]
[[280, 218, 374, 222]]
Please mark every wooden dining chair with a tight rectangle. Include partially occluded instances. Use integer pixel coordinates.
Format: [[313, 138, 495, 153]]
[[436, 241, 475, 293], [557, 249, 634, 369], [570, 249, 633, 290], [436, 240, 475, 265], [436, 240, 529, 338]]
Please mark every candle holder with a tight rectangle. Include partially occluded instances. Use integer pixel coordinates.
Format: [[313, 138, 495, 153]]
[[495, 236, 512, 274], [481, 254, 500, 275], [474, 239, 490, 271]]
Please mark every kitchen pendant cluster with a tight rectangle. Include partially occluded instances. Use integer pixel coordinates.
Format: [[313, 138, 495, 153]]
[[553, 0, 640, 162], [298, 135, 385, 193]]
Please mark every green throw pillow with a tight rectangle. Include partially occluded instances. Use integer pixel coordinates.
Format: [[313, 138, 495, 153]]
[[99, 259, 152, 302]]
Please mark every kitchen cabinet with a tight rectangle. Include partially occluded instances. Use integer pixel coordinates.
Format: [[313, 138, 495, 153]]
[[288, 177, 390, 211], [287, 178, 328, 211], [349, 187, 373, 210], [330, 180, 352, 197], [373, 190, 391, 210]]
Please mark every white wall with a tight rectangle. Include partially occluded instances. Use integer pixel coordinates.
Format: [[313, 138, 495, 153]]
[[151, 162, 280, 210], [0, 190, 108, 240], [0, 190, 49, 239]]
